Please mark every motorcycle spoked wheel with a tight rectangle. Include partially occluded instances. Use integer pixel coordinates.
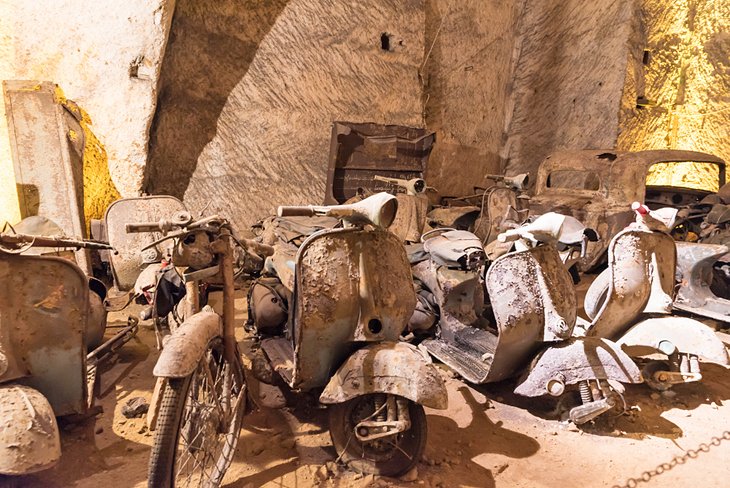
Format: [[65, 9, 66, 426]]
[[148, 338, 246, 488], [329, 394, 426, 477]]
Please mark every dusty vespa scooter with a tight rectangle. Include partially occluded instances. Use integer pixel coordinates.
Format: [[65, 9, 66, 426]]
[[247, 192, 448, 476], [581, 204, 730, 390], [0, 232, 137, 479], [410, 215, 642, 425]]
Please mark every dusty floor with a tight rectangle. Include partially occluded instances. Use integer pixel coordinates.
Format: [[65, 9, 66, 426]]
[[13, 307, 730, 488]]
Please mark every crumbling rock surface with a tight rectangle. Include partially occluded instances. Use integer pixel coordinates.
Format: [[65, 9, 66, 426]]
[[146, 0, 424, 230]]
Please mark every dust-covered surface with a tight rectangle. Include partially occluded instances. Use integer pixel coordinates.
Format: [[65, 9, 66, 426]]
[[15, 300, 730, 488]]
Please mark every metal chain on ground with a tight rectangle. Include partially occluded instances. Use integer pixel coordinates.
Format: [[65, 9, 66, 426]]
[[612, 430, 730, 488]]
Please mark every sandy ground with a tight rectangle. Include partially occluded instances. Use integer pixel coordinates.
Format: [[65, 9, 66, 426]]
[[11, 305, 730, 488]]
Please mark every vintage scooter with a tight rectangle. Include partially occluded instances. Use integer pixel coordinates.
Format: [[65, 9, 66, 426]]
[[581, 204, 730, 390], [673, 241, 730, 324], [247, 192, 448, 476], [0, 232, 137, 479], [409, 214, 642, 425]]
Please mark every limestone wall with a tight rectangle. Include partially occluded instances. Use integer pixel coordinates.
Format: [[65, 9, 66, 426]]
[[422, 0, 522, 196], [504, 0, 639, 179], [146, 0, 425, 229], [0, 0, 175, 225], [618, 0, 730, 189]]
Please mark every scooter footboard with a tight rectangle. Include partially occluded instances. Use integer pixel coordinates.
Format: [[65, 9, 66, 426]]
[[153, 311, 223, 378], [319, 342, 448, 410], [616, 316, 730, 365], [514, 337, 642, 397]]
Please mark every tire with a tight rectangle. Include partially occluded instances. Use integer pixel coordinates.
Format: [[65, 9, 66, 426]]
[[584, 268, 611, 321], [329, 395, 427, 477], [148, 338, 246, 487]]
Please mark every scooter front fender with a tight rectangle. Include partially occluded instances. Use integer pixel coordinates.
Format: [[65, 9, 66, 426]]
[[153, 311, 222, 378], [0, 385, 60, 475], [514, 337, 642, 397], [616, 316, 730, 365], [319, 342, 448, 410]]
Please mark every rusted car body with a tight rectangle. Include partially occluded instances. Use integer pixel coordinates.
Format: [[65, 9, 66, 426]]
[[530, 149, 726, 269]]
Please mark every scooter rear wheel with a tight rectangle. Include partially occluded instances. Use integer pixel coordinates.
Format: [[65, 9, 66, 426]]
[[329, 394, 426, 477], [147, 338, 246, 487]]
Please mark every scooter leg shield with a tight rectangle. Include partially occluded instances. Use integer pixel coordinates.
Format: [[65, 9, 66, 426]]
[[152, 310, 223, 378], [616, 316, 730, 366], [0, 385, 60, 475], [319, 342, 448, 410], [513, 337, 642, 398]]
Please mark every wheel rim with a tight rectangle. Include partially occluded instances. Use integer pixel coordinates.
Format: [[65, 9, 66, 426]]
[[344, 395, 411, 463], [173, 342, 244, 486]]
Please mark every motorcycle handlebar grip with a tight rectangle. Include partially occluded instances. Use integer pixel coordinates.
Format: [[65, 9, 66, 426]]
[[125, 222, 160, 233], [277, 206, 315, 217]]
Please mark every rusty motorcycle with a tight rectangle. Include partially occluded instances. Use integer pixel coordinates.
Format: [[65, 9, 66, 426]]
[[410, 215, 642, 425], [247, 192, 448, 476], [118, 208, 274, 488], [581, 204, 730, 390], [0, 231, 137, 479]]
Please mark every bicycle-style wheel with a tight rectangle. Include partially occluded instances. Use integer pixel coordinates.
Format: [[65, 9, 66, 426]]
[[148, 338, 246, 487]]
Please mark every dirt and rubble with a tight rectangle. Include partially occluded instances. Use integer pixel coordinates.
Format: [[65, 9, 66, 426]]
[[14, 299, 730, 488]]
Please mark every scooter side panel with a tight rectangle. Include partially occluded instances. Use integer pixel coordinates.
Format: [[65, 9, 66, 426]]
[[0, 254, 88, 416], [292, 228, 416, 390], [588, 229, 655, 339], [674, 241, 730, 322], [616, 316, 730, 365], [485, 245, 576, 382], [104, 196, 187, 291], [514, 337, 642, 397]]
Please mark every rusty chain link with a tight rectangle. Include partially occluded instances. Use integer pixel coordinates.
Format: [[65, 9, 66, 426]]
[[612, 430, 730, 488]]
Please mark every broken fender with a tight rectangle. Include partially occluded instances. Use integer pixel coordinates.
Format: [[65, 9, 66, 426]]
[[514, 337, 642, 398], [319, 342, 448, 410], [616, 316, 730, 365], [0, 385, 60, 475], [153, 311, 222, 378]]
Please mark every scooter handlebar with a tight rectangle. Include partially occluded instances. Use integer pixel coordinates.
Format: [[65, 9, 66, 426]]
[[277, 206, 316, 217], [125, 222, 161, 233], [497, 230, 521, 243]]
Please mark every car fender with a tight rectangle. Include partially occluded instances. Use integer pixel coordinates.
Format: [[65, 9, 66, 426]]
[[153, 311, 222, 378], [514, 337, 642, 398], [319, 342, 447, 410], [0, 385, 60, 475], [616, 316, 730, 365]]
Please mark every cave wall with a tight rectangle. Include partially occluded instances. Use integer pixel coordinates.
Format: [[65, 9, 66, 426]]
[[504, 0, 639, 178], [0, 0, 175, 228], [421, 0, 522, 196], [146, 0, 425, 229], [617, 0, 730, 189]]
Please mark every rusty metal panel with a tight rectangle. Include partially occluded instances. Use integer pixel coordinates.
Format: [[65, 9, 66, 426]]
[[617, 316, 730, 365], [0, 253, 88, 416], [292, 228, 416, 390], [674, 241, 730, 322], [319, 342, 447, 409], [104, 196, 187, 291], [485, 245, 576, 382], [514, 337, 642, 397], [324, 122, 435, 204], [3, 80, 90, 273], [588, 228, 676, 340]]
